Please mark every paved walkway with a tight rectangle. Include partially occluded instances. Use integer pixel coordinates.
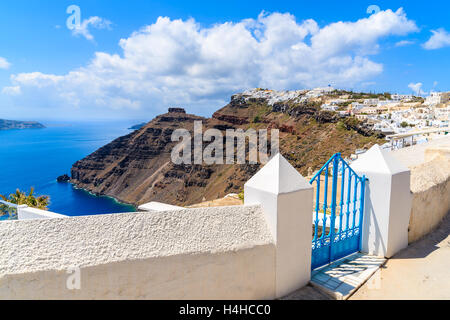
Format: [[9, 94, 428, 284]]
[[282, 253, 386, 300], [351, 213, 450, 300], [281, 285, 332, 300], [310, 253, 386, 300]]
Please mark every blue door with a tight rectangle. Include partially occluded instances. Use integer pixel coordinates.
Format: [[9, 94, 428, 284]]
[[310, 153, 366, 270]]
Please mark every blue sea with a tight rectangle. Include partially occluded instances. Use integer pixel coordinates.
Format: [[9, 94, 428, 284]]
[[0, 121, 140, 216]]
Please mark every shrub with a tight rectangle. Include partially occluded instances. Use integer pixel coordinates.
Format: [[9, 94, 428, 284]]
[[238, 189, 244, 202], [0, 188, 50, 210]]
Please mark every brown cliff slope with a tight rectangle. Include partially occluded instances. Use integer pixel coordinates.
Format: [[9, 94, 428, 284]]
[[71, 93, 385, 206]]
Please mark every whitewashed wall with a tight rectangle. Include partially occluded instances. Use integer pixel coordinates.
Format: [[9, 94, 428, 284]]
[[17, 206, 67, 220], [0, 206, 276, 300], [409, 176, 449, 243], [391, 137, 450, 243]]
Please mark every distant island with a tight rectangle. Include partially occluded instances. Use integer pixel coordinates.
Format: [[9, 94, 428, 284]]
[[128, 122, 147, 130], [0, 119, 45, 130]]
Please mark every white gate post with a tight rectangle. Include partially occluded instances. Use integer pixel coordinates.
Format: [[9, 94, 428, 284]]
[[244, 153, 313, 298], [351, 145, 412, 258]]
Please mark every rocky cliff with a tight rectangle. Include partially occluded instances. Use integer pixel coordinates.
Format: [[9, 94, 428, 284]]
[[71, 90, 385, 206]]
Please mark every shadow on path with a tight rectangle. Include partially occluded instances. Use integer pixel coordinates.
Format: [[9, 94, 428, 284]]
[[395, 212, 450, 260]]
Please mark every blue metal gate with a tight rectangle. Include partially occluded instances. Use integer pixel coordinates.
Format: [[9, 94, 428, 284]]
[[310, 153, 366, 270]]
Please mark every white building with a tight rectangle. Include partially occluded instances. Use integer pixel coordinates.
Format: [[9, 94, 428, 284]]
[[377, 100, 398, 107], [329, 99, 346, 105], [321, 104, 339, 111], [364, 99, 379, 106], [305, 86, 335, 99], [313, 86, 335, 94], [392, 94, 413, 102], [425, 92, 450, 106], [351, 102, 365, 110]]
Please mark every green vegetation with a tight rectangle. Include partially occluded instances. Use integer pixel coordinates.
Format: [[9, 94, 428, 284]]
[[339, 117, 361, 132], [0, 203, 17, 219], [253, 115, 261, 123], [411, 96, 425, 103], [0, 188, 50, 210], [341, 91, 392, 101], [238, 189, 244, 202], [336, 121, 347, 131], [400, 121, 416, 128]]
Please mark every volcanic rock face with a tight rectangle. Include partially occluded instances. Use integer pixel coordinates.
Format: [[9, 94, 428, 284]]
[[212, 112, 249, 125], [57, 174, 71, 183], [168, 108, 186, 113], [71, 90, 385, 207], [72, 111, 207, 205]]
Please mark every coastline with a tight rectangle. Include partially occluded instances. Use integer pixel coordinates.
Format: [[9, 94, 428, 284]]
[[70, 182, 137, 213], [0, 127, 46, 132]]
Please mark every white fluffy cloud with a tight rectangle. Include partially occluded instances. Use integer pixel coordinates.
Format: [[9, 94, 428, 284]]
[[408, 82, 425, 95], [423, 28, 450, 50], [72, 16, 112, 41], [3, 9, 418, 117], [0, 57, 10, 69], [395, 40, 415, 47], [1, 86, 21, 95]]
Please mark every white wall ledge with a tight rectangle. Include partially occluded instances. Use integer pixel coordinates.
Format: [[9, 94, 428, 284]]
[[0, 205, 273, 276], [137, 201, 184, 212], [0, 205, 276, 299], [17, 206, 67, 220]]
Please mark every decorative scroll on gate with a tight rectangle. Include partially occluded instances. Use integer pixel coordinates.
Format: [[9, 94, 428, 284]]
[[310, 153, 366, 270]]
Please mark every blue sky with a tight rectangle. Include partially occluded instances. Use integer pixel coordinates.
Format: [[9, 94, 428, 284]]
[[0, 0, 449, 121]]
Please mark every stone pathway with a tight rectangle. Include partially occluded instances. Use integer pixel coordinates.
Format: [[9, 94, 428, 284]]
[[282, 253, 386, 300], [350, 213, 450, 300], [281, 284, 332, 300], [309, 253, 386, 300]]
